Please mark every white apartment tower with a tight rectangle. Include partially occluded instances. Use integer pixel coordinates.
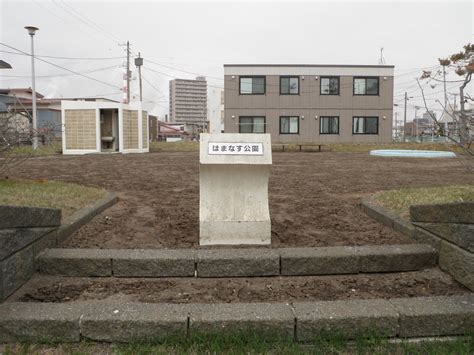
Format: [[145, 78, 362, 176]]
[[169, 76, 207, 130]]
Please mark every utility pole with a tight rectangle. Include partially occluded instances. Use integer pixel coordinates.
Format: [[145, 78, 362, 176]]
[[394, 112, 399, 139], [25, 26, 39, 149], [126, 41, 130, 104], [403, 92, 408, 142], [414, 106, 420, 141], [134, 52, 143, 102], [442, 64, 448, 115]]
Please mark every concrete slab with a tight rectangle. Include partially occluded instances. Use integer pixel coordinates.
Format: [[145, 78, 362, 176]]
[[280, 246, 360, 275], [393, 218, 415, 238], [188, 302, 294, 339], [410, 201, 474, 224], [294, 299, 399, 341], [416, 223, 474, 252], [1, 245, 35, 299], [0, 205, 61, 229], [113, 249, 196, 277], [0, 302, 83, 343], [56, 192, 118, 245], [0, 227, 55, 261], [38, 248, 112, 277], [357, 244, 437, 272], [413, 227, 442, 251], [439, 241, 474, 291], [197, 249, 279, 277], [360, 198, 397, 228], [80, 302, 188, 342], [389, 295, 474, 337]]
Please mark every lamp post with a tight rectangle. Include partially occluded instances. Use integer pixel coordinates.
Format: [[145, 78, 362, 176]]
[[25, 26, 39, 150]]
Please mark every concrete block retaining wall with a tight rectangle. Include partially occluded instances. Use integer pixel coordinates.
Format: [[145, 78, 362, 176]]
[[361, 198, 474, 291], [37, 244, 437, 278], [0, 193, 118, 301], [0, 295, 472, 343]]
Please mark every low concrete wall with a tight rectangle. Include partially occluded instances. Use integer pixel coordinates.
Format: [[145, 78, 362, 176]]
[[0, 205, 61, 301], [361, 198, 474, 291], [0, 193, 118, 301], [0, 295, 473, 343], [37, 244, 437, 278], [411, 201, 473, 291]]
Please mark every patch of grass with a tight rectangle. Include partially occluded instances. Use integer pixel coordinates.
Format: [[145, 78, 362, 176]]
[[0, 178, 106, 218], [149, 141, 199, 152], [149, 141, 463, 154], [373, 185, 474, 219], [326, 142, 463, 153], [2, 334, 472, 354], [9, 142, 62, 157]]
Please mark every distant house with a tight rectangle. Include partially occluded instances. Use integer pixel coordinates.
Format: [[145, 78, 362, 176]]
[[0, 88, 57, 130], [149, 114, 159, 141], [158, 120, 190, 141], [0, 88, 47, 140]]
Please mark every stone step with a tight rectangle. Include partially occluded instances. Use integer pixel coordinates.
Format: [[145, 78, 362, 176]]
[[36, 244, 437, 278], [0, 295, 472, 343]]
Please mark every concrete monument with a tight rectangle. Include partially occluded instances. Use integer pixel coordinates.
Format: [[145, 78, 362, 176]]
[[199, 133, 272, 245]]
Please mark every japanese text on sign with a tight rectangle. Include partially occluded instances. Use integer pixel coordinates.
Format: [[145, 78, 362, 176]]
[[208, 142, 264, 155]]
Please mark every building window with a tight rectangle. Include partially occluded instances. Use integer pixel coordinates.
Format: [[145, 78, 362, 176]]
[[353, 77, 379, 95], [280, 116, 299, 134], [239, 77, 265, 95], [320, 116, 339, 134], [280, 76, 299, 95], [239, 116, 266, 133], [353, 116, 379, 134], [320, 77, 339, 95]]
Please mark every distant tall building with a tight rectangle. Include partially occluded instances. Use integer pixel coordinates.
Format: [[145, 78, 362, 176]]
[[169, 76, 207, 131]]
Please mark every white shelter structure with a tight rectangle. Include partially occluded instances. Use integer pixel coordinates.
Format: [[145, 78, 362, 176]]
[[61, 100, 149, 155]]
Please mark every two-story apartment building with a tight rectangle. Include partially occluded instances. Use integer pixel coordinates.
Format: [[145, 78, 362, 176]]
[[223, 64, 394, 143]]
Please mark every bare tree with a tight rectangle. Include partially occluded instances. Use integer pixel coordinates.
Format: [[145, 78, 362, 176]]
[[419, 44, 473, 157], [0, 95, 58, 177]]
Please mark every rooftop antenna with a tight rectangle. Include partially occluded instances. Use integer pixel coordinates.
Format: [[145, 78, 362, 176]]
[[379, 47, 386, 65]]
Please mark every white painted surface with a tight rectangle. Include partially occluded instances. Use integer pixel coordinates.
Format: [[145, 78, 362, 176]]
[[199, 133, 272, 245], [207, 142, 264, 155], [200, 133, 272, 165], [61, 100, 148, 155]]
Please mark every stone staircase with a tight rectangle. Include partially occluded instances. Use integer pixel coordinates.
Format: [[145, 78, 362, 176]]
[[1, 241, 473, 343], [34, 244, 437, 278]]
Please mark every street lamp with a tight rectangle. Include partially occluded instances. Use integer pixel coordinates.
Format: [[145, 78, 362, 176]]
[[25, 26, 39, 150]]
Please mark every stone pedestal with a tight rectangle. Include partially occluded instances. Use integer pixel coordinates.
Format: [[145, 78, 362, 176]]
[[199, 133, 272, 245]]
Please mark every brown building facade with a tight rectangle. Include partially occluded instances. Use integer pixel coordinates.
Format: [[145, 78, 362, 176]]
[[223, 64, 394, 143]]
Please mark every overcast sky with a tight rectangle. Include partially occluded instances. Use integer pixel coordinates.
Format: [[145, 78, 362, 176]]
[[0, 0, 472, 122]]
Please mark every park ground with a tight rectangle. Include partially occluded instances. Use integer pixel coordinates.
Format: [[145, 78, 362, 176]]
[[10, 148, 473, 249], [2, 147, 474, 353]]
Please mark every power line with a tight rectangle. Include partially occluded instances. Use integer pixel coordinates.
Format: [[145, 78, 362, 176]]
[[0, 42, 122, 90], [0, 65, 118, 78], [51, 0, 121, 45], [58, 0, 122, 44], [0, 49, 125, 61]]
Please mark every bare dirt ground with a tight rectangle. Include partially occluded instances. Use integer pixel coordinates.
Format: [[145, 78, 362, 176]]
[[12, 151, 473, 249], [12, 268, 469, 304]]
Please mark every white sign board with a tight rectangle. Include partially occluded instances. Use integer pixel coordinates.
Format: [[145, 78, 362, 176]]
[[208, 142, 264, 155]]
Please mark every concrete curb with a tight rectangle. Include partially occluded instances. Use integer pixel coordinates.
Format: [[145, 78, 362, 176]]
[[37, 244, 437, 278], [0, 295, 472, 343], [54, 192, 119, 245], [361, 196, 474, 291], [0, 192, 118, 301], [360, 197, 416, 238]]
